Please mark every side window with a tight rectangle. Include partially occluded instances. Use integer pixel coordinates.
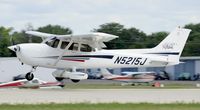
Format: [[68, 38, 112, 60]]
[[61, 41, 69, 49], [80, 44, 92, 52], [68, 43, 79, 51]]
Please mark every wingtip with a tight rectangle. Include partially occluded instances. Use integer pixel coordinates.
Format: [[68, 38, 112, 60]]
[[93, 32, 119, 38]]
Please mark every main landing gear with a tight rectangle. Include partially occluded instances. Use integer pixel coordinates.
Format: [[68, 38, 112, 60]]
[[25, 66, 36, 81]]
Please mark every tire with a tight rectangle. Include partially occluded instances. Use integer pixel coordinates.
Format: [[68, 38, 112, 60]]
[[25, 72, 34, 81], [55, 77, 64, 81], [71, 79, 80, 83]]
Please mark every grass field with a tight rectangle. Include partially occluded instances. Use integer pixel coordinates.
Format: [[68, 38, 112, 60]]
[[0, 103, 200, 110]]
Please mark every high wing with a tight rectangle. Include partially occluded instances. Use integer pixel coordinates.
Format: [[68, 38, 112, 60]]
[[26, 31, 119, 48]]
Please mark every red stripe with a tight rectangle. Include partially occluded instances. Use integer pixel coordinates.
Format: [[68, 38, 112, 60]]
[[62, 59, 85, 62], [0, 82, 23, 88], [40, 82, 62, 86], [111, 76, 155, 80], [111, 77, 133, 80]]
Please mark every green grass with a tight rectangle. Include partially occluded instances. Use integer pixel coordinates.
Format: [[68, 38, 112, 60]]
[[0, 103, 200, 110]]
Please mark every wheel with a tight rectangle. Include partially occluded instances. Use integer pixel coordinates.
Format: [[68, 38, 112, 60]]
[[55, 77, 64, 81], [71, 79, 80, 83], [59, 84, 65, 88], [25, 72, 34, 81]]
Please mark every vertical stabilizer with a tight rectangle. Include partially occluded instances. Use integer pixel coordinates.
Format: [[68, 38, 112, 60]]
[[151, 27, 191, 63]]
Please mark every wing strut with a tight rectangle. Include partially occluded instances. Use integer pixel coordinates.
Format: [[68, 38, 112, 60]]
[[53, 40, 73, 66]]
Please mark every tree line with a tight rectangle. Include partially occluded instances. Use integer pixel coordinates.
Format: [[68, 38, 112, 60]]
[[0, 22, 200, 57]]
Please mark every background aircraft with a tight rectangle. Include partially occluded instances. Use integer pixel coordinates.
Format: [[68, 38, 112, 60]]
[[101, 69, 155, 84], [8, 28, 191, 81], [0, 78, 64, 89]]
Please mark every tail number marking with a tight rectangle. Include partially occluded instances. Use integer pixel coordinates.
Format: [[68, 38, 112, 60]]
[[114, 57, 147, 65]]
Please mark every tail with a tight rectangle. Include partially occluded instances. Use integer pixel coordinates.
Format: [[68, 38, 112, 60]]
[[151, 27, 191, 64], [100, 68, 113, 79]]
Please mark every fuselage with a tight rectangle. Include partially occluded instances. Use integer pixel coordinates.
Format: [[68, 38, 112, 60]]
[[11, 43, 170, 70]]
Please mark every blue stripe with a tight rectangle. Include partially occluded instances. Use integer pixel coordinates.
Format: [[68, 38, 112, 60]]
[[63, 55, 114, 59], [42, 55, 114, 59], [147, 52, 180, 55]]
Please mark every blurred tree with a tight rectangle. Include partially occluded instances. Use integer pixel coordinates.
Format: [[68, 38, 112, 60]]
[[12, 23, 37, 44], [25, 23, 34, 43], [0, 26, 13, 57], [12, 31, 29, 44], [146, 32, 168, 48], [12, 24, 73, 44], [94, 22, 125, 49], [181, 23, 200, 56], [121, 28, 147, 48], [37, 24, 72, 35], [93, 22, 147, 49]]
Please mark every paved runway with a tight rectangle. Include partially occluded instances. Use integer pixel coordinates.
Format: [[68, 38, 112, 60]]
[[0, 89, 200, 104]]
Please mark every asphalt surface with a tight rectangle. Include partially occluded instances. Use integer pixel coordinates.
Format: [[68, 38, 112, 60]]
[[0, 88, 200, 104], [65, 79, 200, 85]]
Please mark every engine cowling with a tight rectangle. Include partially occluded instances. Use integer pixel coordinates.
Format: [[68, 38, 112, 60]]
[[52, 70, 88, 82]]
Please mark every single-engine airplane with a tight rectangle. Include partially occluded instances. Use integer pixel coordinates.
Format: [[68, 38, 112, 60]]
[[0, 78, 64, 89], [8, 27, 191, 82], [101, 68, 155, 83]]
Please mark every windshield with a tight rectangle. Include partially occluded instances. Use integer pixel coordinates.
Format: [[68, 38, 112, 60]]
[[45, 38, 60, 48]]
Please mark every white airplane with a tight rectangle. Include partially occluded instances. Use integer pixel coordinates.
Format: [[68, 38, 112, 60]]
[[0, 78, 64, 89], [101, 68, 155, 83], [8, 27, 191, 82]]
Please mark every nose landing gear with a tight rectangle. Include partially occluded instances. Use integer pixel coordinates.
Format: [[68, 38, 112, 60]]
[[25, 66, 37, 81], [25, 72, 34, 81]]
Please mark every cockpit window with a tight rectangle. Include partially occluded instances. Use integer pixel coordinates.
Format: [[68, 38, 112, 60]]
[[45, 39, 60, 48], [61, 41, 69, 49], [52, 39, 59, 48], [68, 43, 79, 51], [80, 44, 92, 52]]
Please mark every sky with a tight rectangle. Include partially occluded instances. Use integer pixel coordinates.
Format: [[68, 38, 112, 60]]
[[0, 0, 200, 34]]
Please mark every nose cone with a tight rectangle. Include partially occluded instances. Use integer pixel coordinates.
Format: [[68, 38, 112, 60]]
[[8, 45, 17, 52]]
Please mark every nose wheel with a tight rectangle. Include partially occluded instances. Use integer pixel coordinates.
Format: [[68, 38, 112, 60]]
[[25, 72, 34, 81], [25, 66, 36, 81]]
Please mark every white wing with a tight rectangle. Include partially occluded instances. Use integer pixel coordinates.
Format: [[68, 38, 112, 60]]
[[26, 31, 118, 42], [121, 71, 155, 76], [26, 31, 118, 48]]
